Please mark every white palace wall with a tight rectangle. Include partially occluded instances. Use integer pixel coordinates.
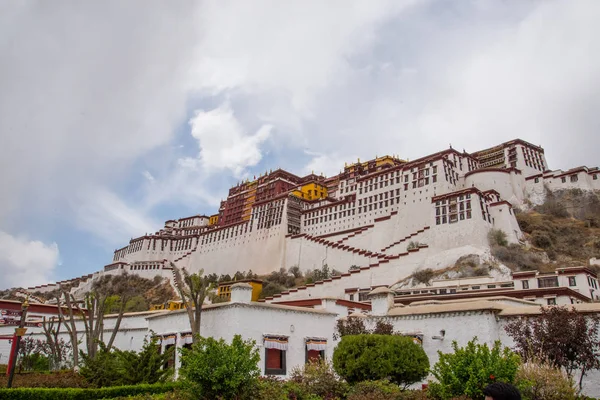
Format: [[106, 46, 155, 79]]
[[464, 170, 527, 207]]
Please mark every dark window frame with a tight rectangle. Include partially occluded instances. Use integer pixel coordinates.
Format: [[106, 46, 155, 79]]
[[265, 348, 287, 375]]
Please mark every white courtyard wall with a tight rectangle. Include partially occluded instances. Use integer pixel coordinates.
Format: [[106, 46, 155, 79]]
[[147, 304, 337, 378]]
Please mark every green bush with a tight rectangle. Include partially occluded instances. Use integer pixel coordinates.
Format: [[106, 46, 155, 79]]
[[347, 380, 401, 400], [428, 338, 520, 400], [116, 337, 174, 385], [333, 335, 429, 388], [79, 344, 123, 387], [0, 370, 89, 388], [80, 338, 173, 387], [290, 360, 348, 399], [179, 334, 260, 400], [515, 361, 577, 400], [347, 381, 428, 400], [0, 382, 179, 400]]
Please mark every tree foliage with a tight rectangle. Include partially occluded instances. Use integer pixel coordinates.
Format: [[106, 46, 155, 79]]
[[333, 334, 429, 388], [179, 334, 260, 400], [427, 338, 520, 400], [504, 306, 600, 390]]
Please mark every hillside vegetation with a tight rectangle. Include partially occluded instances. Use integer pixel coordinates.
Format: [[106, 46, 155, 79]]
[[493, 189, 600, 273]]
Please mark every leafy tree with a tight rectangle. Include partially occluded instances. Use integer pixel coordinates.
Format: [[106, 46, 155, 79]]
[[333, 334, 429, 388], [233, 271, 246, 281], [40, 315, 70, 370], [504, 305, 600, 390], [428, 338, 520, 400], [179, 335, 260, 400], [245, 269, 258, 279], [172, 264, 210, 343], [333, 317, 368, 339]]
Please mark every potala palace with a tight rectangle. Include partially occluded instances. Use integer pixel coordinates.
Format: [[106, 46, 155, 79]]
[[7, 138, 600, 395], [28, 138, 600, 298]]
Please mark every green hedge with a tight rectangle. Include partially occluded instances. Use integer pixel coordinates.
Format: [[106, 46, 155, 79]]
[[0, 382, 178, 400]]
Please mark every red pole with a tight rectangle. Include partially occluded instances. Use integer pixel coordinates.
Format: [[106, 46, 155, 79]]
[[6, 333, 17, 377]]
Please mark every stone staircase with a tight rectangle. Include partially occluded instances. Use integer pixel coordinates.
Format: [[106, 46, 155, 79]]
[[380, 226, 431, 254]]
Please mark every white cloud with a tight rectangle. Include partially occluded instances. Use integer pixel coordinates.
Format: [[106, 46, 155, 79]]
[[71, 187, 158, 247], [0, 231, 59, 289], [303, 151, 359, 177], [186, 102, 272, 177], [1, 0, 600, 281], [142, 171, 155, 182], [0, 1, 200, 221]]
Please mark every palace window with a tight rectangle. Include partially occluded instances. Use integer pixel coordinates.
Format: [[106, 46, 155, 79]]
[[522, 280, 529, 289], [594, 174, 598, 180], [538, 277, 559, 288], [568, 276, 577, 287], [570, 175, 578, 182], [547, 298, 557, 306], [561, 177, 566, 183], [264, 336, 288, 375], [305, 338, 326, 363]]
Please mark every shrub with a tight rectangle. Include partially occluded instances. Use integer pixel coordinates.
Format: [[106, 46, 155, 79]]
[[372, 320, 395, 335], [412, 268, 434, 285], [531, 231, 553, 249], [347, 381, 429, 400], [334, 317, 368, 338], [0, 370, 89, 388], [407, 241, 420, 251], [0, 382, 179, 400], [79, 344, 123, 387], [492, 244, 543, 271], [290, 360, 349, 399], [116, 337, 173, 385], [488, 229, 508, 247], [536, 194, 569, 218], [347, 380, 401, 400], [515, 361, 577, 400], [246, 376, 288, 400], [179, 334, 260, 400], [333, 335, 429, 388], [427, 338, 520, 400], [80, 339, 173, 387]]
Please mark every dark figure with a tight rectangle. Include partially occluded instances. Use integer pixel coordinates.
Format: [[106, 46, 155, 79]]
[[483, 382, 522, 400]]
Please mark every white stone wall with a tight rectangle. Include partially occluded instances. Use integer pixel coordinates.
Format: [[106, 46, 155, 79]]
[[464, 170, 526, 207], [383, 310, 501, 382], [147, 303, 338, 378]]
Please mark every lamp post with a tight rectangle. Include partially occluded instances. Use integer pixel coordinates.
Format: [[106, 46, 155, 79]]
[[7, 297, 29, 388]]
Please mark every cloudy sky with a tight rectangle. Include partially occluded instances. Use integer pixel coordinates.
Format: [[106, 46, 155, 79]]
[[1, 0, 598, 289]]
